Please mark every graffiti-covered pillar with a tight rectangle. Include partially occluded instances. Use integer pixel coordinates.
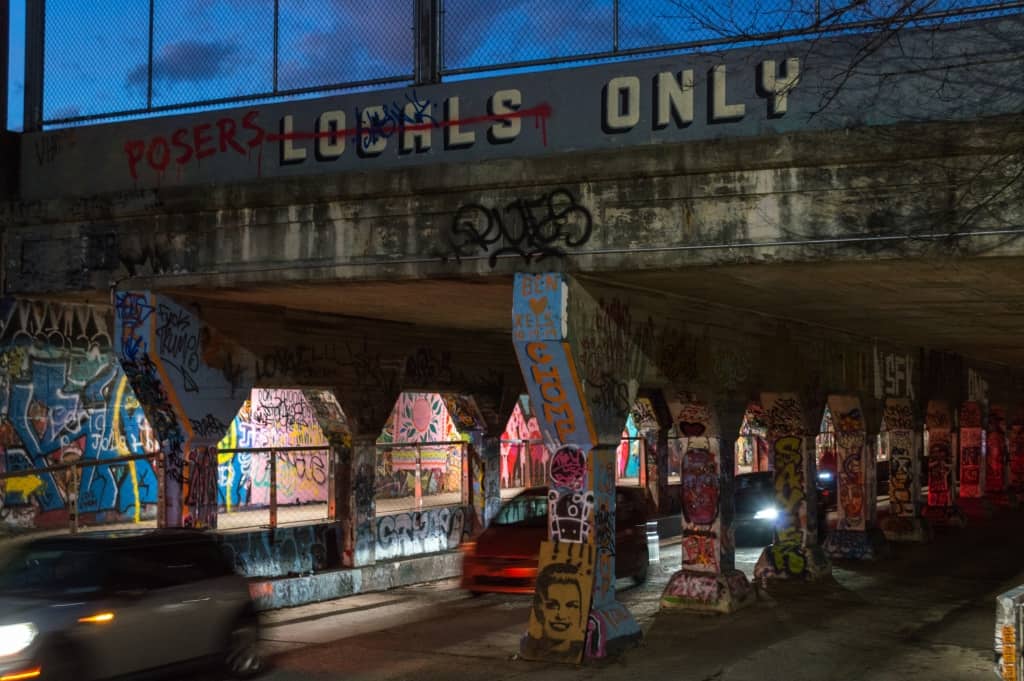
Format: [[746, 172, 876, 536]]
[[440, 394, 498, 532], [114, 292, 253, 529], [661, 397, 754, 613], [879, 398, 931, 542], [754, 393, 830, 583], [512, 272, 645, 663], [922, 400, 966, 527], [821, 395, 888, 559], [631, 392, 670, 516], [1009, 406, 1024, 501], [987, 404, 1011, 506], [958, 401, 993, 520]]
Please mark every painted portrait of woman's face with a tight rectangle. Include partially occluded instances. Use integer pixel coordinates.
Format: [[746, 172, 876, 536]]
[[541, 581, 582, 642]]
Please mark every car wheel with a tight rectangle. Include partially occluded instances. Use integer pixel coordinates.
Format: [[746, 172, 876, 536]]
[[225, 615, 264, 679], [632, 560, 648, 586], [38, 640, 84, 681]]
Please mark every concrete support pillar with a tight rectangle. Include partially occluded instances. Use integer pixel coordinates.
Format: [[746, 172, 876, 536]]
[[1008, 406, 1024, 497], [986, 404, 1011, 506], [957, 400, 993, 520], [821, 395, 888, 559], [754, 393, 830, 583], [922, 400, 966, 527], [660, 398, 754, 613], [631, 393, 670, 516], [512, 272, 644, 663], [879, 398, 932, 542], [114, 291, 252, 529], [470, 433, 502, 532]]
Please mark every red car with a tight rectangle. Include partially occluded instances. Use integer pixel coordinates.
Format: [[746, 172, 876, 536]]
[[460, 486, 650, 595]]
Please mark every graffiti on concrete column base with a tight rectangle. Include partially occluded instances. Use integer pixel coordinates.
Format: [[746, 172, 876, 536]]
[[374, 505, 466, 560]]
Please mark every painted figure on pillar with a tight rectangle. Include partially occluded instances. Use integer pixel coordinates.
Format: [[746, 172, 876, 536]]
[[837, 435, 865, 530], [1009, 407, 1024, 491], [661, 399, 753, 613], [986, 405, 1007, 497], [958, 401, 984, 499], [522, 541, 595, 664], [754, 393, 830, 582], [548, 445, 594, 543], [735, 402, 769, 475], [923, 400, 965, 527]]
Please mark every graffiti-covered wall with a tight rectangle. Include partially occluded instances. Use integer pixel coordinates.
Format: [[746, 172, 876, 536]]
[[217, 389, 329, 511], [499, 398, 546, 488], [0, 299, 159, 531]]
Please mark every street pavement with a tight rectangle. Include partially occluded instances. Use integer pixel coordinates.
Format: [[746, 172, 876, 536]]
[[193, 507, 1024, 681]]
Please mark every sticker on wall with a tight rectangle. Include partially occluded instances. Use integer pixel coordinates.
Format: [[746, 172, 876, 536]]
[[521, 540, 596, 664]]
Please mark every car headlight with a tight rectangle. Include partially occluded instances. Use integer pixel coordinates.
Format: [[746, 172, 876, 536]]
[[817, 471, 833, 481], [753, 507, 779, 521], [0, 623, 38, 657]]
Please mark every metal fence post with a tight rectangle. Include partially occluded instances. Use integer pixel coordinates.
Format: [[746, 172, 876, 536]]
[[414, 0, 441, 85], [414, 444, 423, 508], [22, 0, 45, 131], [269, 449, 278, 529], [69, 463, 79, 534]]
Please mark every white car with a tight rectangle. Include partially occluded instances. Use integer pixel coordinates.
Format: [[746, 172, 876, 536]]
[[0, 529, 263, 681]]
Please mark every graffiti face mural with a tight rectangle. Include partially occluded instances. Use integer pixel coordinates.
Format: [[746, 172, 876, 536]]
[[521, 540, 595, 664]]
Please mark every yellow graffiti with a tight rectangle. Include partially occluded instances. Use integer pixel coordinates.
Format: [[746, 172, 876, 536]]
[[5, 473, 44, 498], [1003, 625, 1017, 681], [218, 421, 239, 512], [111, 376, 142, 523]]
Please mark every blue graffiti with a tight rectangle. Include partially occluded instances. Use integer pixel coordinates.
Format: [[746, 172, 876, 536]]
[[360, 91, 435, 150]]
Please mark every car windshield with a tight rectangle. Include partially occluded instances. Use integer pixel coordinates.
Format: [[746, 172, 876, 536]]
[[492, 494, 548, 527], [0, 546, 106, 596]]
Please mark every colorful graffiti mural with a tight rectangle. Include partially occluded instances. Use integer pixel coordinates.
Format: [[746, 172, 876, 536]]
[[754, 393, 830, 581], [959, 401, 984, 499], [987, 405, 1008, 495], [0, 299, 160, 530], [217, 389, 329, 511], [376, 392, 465, 501], [500, 398, 546, 489]]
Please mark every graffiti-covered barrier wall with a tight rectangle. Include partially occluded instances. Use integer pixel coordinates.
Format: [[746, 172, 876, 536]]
[[221, 505, 468, 578], [0, 299, 160, 532]]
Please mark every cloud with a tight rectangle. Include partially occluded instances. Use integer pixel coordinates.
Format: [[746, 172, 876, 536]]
[[126, 39, 241, 88]]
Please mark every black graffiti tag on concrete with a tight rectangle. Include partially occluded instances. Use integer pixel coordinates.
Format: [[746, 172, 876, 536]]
[[440, 188, 592, 267]]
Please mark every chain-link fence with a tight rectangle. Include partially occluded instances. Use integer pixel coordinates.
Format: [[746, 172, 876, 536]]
[[375, 440, 466, 513], [23, 0, 1024, 129], [36, 0, 416, 127], [216, 445, 332, 531], [0, 452, 161, 541]]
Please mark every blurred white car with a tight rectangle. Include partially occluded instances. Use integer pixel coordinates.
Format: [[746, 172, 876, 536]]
[[0, 529, 262, 681]]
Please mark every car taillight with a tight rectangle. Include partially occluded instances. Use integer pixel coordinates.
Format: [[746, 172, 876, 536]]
[[460, 541, 476, 555]]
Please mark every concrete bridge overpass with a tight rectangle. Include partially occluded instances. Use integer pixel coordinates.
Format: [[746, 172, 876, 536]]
[[1, 12, 1023, 663]]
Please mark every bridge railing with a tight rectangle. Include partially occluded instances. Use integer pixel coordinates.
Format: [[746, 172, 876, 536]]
[[21, 0, 1024, 131]]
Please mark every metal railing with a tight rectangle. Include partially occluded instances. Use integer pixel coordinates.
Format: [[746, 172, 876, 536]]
[[19, 0, 1024, 130], [0, 452, 161, 537], [216, 445, 331, 531]]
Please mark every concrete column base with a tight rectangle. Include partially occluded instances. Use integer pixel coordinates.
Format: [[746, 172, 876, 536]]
[[988, 491, 1016, 508], [822, 527, 889, 559], [659, 568, 756, 613], [753, 541, 831, 583], [584, 601, 643, 659], [922, 504, 968, 528], [957, 497, 994, 521], [880, 515, 933, 542]]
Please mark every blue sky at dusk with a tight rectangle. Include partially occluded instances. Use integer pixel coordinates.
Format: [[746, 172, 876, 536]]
[[5, 0, 1011, 131]]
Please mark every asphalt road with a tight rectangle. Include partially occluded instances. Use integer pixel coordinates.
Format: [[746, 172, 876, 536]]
[[179, 510, 1024, 681]]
